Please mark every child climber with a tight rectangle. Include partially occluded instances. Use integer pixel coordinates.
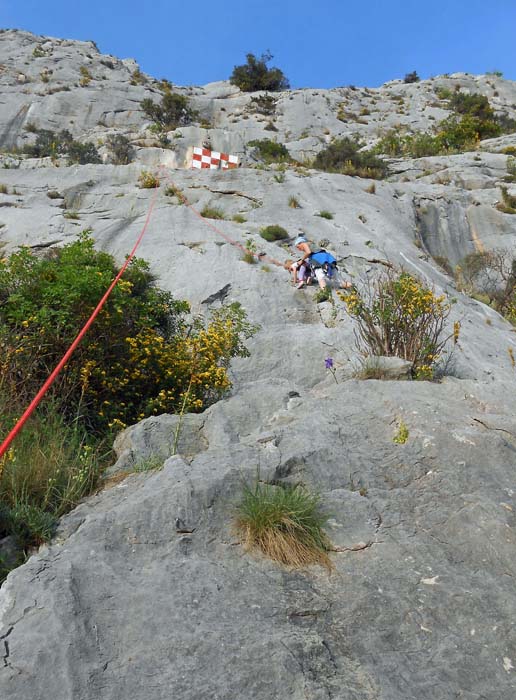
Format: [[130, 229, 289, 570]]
[[292, 235, 352, 290], [284, 257, 313, 288]]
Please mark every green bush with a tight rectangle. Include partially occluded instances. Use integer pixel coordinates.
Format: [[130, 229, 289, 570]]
[[234, 481, 332, 569], [24, 128, 101, 164], [24, 128, 71, 158], [375, 91, 513, 160], [313, 138, 389, 179], [447, 92, 494, 120], [259, 224, 288, 242], [0, 235, 259, 576], [404, 71, 420, 83], [248, 138, 290, 164], [141, 91, 197, 130], [67, 140, 102, 165], [105, 134, 134, 165], [0, 231, 258, 432], [230, 52, 289, 92]]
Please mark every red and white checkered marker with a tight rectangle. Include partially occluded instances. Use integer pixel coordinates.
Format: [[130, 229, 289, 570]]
[[191, 147, 238, 170]]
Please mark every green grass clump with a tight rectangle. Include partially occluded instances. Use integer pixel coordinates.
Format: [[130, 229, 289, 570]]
[[201, 206, 225, 220], [393, 419, 409, 444], [232, 214, 247, 223], [497, 186, 516, 214], [138, 171, 160, 188], [259, 225, 288, 242], [316, 210, 333, 220], [235, 481, 332, 569], [0, 397, 106, 581], [164, 185, 184, 202], [241, 238, 257, 264], [314, 287, 333, 303]]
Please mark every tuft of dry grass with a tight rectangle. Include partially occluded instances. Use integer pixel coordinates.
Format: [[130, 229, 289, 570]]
[[234, 481, 333, 570], [200, 206, 225, 220]]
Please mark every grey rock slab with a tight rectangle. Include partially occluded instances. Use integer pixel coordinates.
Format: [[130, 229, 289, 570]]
[[2, 379, 516, 699]]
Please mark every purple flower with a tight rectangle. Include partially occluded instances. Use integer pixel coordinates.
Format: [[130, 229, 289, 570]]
[[325, 357, 334, 369]]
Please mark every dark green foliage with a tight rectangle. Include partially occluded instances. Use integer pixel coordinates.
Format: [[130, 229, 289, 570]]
[[105, 134, 135, 165], [141, 91, 197, 129], [447, 92, 494, 120], [0, 232, 186, 430], [313, 138, 389, 179], [259, 224, 289, 241], [6, 503, 57, 546], [24, 128, 101, 164], [435, 86, 453, 100], [67, 140, 102, 165], [404, 71, 420, 84], [248, 138, 290, 163], [24, 128, 71, 158], [375, 89, 513, 159], [0, 232, 256, 433], [230, 52, 290, 92]]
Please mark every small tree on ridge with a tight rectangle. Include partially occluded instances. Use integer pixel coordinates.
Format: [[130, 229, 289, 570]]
[[230, 51, 290, 92]]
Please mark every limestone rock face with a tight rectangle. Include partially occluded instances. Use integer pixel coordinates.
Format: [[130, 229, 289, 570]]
[[1, 29, 516, 700], [2, 379, 516, 700]]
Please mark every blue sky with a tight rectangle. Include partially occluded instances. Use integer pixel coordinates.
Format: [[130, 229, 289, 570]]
[[2, 0, 515, 88]]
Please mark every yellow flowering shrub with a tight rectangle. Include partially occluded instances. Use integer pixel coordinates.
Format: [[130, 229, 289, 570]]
[[0, 232, 258, 432], [338, 269, 454, 378]]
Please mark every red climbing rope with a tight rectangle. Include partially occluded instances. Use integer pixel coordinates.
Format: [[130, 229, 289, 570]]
[[168, 174, 285, 269]]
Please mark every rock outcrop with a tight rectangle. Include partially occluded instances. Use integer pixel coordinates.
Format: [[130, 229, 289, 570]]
[[1, 29, 516, 700]]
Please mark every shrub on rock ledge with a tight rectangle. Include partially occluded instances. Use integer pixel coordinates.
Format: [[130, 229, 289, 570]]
[[338, 268, 454, 378], [259, 224, 288, 242], [313, 137, 389, 180], [0, 231, 258, 432], [141, 91, 197, 130], [230, 51, 289, 92], [248, 138, 290, 164]]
